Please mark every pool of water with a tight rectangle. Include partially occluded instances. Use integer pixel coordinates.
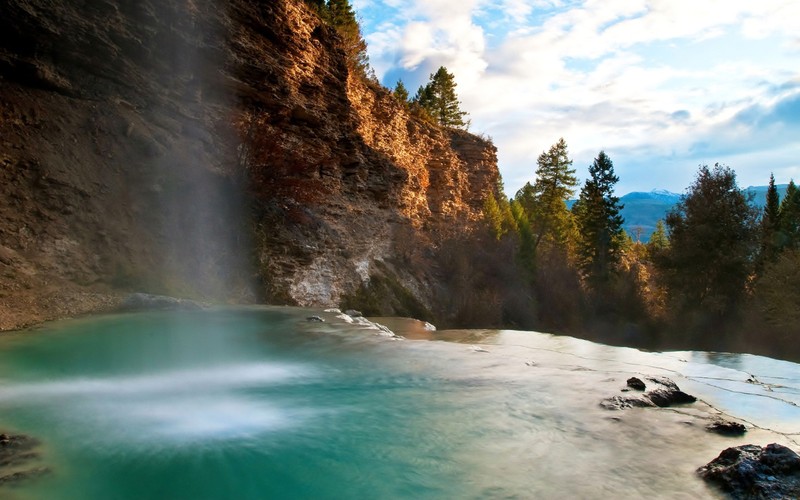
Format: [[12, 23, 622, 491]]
[[0, 307, 797, 499]]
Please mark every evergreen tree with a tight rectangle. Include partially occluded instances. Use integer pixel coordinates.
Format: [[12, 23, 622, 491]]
[[412, 67, 468, 129], [326, 0, 370, 74], [647, 219, 669, 254], [573, 151, 625, 286], [759, 173, 782, 264], [510, 199, 535, 273], [483, 192, 505, 240], [778, 180, 800, 250], [305, 0, 326, 11], [658, 164, 759, 317], [393, 80, 409, 104], [524, 138, 578, 253]]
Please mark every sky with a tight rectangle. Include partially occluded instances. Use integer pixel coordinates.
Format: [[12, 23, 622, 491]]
[[352, 0, 800, 196]]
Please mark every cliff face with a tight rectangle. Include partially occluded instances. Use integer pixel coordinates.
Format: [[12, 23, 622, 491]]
[[0, 0, 498, 328]]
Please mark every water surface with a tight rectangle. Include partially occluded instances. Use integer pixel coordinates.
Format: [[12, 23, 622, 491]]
[[0, 307, 797, 499]]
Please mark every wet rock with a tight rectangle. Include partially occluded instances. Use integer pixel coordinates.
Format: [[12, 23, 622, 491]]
[[698, 443, 800, 499], [601, 376, 696, 410], [646, 387, 697, 407], [599, 395, 656, 410], [306, 315, 324, 322], [119, 293, 205, 312], [0, 432, 49, 486], [344, 309, 363, 318], [706, 419, 747, 436], [627, 377, 646, 391]]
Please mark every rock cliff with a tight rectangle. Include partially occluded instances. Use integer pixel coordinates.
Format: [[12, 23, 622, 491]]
[[0, 0, 498, 329]]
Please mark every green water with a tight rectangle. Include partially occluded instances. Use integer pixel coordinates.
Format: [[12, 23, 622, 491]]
[[0, 307, 798, 499]]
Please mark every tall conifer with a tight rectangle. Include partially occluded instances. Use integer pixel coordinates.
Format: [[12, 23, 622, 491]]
[[526, 138, 578, 252], [412, 67, 468, 129], [778, 180, 800, 250], [759, 173, 782, 264], [573, 151, 625, 285], [393, 80, 409, 104], [326, 0, 370, 74]]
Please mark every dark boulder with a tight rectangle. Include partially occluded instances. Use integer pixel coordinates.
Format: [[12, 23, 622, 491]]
[[601, 376, 696, 410], [599, 395, 656, 410], [706, 420, 747, 436], [698, 443, 800, 499], [626, 377, 646, 391], [646, 387, 697, 407]]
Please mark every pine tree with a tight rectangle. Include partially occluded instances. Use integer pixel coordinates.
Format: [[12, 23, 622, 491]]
[[393, 80, 409, 104], [573, 151, 625, 286], [510, 199, 535, 273], [778, 180, 800, 251], [483, 192, 504, 240], [326, 0, 370, 74], [412, 67, 468, 129], [759, 173, 782, 264], [525, 138, 578, 253], [304, 0, 326, 11], [647, 219, 669, 253]]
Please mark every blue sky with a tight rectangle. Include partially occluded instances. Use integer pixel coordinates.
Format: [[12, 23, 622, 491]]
[[352, 0, 800, 196]]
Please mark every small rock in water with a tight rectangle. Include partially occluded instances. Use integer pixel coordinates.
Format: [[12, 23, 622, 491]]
[[646, 388, 697, 407], [706, 419, 747, 436], [344, 309, 363, 318], [323, 308, 341, 314], [626, 377, 646, 391], [306, 316, 324, 322], [470, 345, 489, 353], [601, 376, 696, 410], [698, 443, 800, 499], [600, 395, 656, 410], [423, 322, 437, 331]]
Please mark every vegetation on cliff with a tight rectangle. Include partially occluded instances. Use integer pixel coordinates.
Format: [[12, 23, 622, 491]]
[[411, 67, 470, 129]]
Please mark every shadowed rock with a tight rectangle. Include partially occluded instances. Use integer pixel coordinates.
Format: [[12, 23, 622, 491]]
[[707, 420, 747, 436], [601, 376, 696, 410], [626, 377, 646, 391], [698, 443, 800, 499]]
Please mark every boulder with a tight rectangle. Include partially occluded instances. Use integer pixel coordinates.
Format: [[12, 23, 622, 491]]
[[706, 419, 747, 436], [626, 377, 646, 391], [601, 376, 696, 410], [698, 443, 800, 499]]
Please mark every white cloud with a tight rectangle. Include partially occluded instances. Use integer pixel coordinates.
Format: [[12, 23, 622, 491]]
[[357, 0, 800, 193]]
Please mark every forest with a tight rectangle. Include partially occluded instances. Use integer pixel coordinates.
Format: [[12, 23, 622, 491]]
[[464, 148, 800, 360]]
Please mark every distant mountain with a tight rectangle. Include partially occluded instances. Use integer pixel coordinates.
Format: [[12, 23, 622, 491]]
[[744, 184, 790, 208], [618, 190, 681, 242], [569, 185, 790, 243]]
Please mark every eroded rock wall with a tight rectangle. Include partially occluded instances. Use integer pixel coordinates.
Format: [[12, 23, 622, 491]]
[[0, 0, 499, 328]]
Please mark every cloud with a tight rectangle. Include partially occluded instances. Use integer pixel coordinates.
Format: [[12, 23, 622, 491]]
[[357, 0, 800, 194]]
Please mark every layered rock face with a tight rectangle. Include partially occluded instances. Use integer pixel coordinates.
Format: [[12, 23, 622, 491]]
[[0, 0, 498, 328]]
